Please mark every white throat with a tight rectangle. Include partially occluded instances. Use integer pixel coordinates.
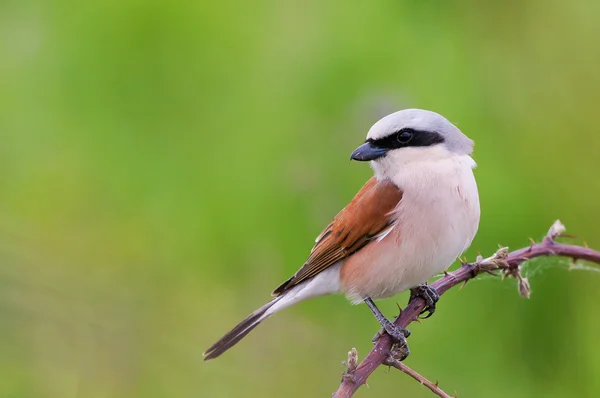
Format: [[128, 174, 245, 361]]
[[371, 145, 476, 189]]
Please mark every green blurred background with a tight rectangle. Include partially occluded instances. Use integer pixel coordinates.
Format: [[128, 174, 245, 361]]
[[1, 0, 599, 397]]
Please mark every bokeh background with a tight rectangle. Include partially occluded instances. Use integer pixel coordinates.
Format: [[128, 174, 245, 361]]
[[1, 1, 600, 397]]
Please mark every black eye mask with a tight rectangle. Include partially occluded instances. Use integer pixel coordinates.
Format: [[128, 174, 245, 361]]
[[367, 128, 445, 150]]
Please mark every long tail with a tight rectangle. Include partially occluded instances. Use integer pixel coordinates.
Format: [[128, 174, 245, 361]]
[[203, 264, 341, 360], [203, 296, 282, 360]]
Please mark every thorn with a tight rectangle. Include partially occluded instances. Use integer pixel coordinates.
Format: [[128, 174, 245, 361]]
[[561, 233, 578, 239], [454, 391, 458, 398], [528, 238, 536, 251], [584, 241, 589, 248], [459, 280, 469, 290], [444, 270, 458, 282], [413, 316, 422, 324], [396, 302, 403, 314], [434, 380, 439, 387], [569, 262, 576, 270]]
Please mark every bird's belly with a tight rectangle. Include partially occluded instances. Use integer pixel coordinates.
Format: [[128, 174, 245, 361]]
[[339, 189, 478, 303]]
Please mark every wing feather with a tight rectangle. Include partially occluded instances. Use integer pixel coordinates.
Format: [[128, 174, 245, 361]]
[[272, 177, 403, 296]]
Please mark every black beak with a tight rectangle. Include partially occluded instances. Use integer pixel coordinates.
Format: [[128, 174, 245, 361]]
[[350, 142, 389, 161]]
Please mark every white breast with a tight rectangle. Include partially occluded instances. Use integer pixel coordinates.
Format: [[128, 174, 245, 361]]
[[341, 152, 480, 303]]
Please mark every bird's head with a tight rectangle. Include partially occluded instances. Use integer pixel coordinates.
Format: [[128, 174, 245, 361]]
[[350, 109, 474, 178]]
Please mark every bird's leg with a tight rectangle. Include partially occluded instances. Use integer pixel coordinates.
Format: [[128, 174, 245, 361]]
[[364, 297, 410, 349], [409, 284, 440, 319]]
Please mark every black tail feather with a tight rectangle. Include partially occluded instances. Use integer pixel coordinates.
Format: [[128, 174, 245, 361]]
[[203, 297, 280, 360]]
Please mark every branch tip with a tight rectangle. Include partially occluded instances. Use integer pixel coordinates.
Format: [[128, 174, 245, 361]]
[[340, 348, 359, 385], [346, 348, 358, 373]]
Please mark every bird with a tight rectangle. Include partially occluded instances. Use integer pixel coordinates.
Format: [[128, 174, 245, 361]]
[[203, 108, 480, 360]]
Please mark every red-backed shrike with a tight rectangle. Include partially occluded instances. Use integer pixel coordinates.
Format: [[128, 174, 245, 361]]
[[204, 109, 480, 360]]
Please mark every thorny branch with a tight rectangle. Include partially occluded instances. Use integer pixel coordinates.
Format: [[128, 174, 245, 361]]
[[383, 357, 455, 398], [333, 221, 600, 397]]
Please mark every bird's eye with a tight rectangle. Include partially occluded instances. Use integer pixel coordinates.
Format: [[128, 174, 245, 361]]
[[396, 130, 414, 144]]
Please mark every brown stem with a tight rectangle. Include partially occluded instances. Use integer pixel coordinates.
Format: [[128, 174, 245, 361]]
[[333, 221, 600, 397], [383, 358, 454, 398]]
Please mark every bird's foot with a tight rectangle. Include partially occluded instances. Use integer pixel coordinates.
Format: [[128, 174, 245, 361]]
[[365, 298, 410, 354], [409, 284, 440, 319], [372, 329, 383, 343], [389, 342, 410, 362], [371, 319, 411, 361], [383, 318, 411, 343]]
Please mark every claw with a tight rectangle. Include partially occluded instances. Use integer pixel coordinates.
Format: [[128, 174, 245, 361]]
[[372, 328, 384, 343], [409, 284, 440, 318], [389, 343, 410, 362]]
